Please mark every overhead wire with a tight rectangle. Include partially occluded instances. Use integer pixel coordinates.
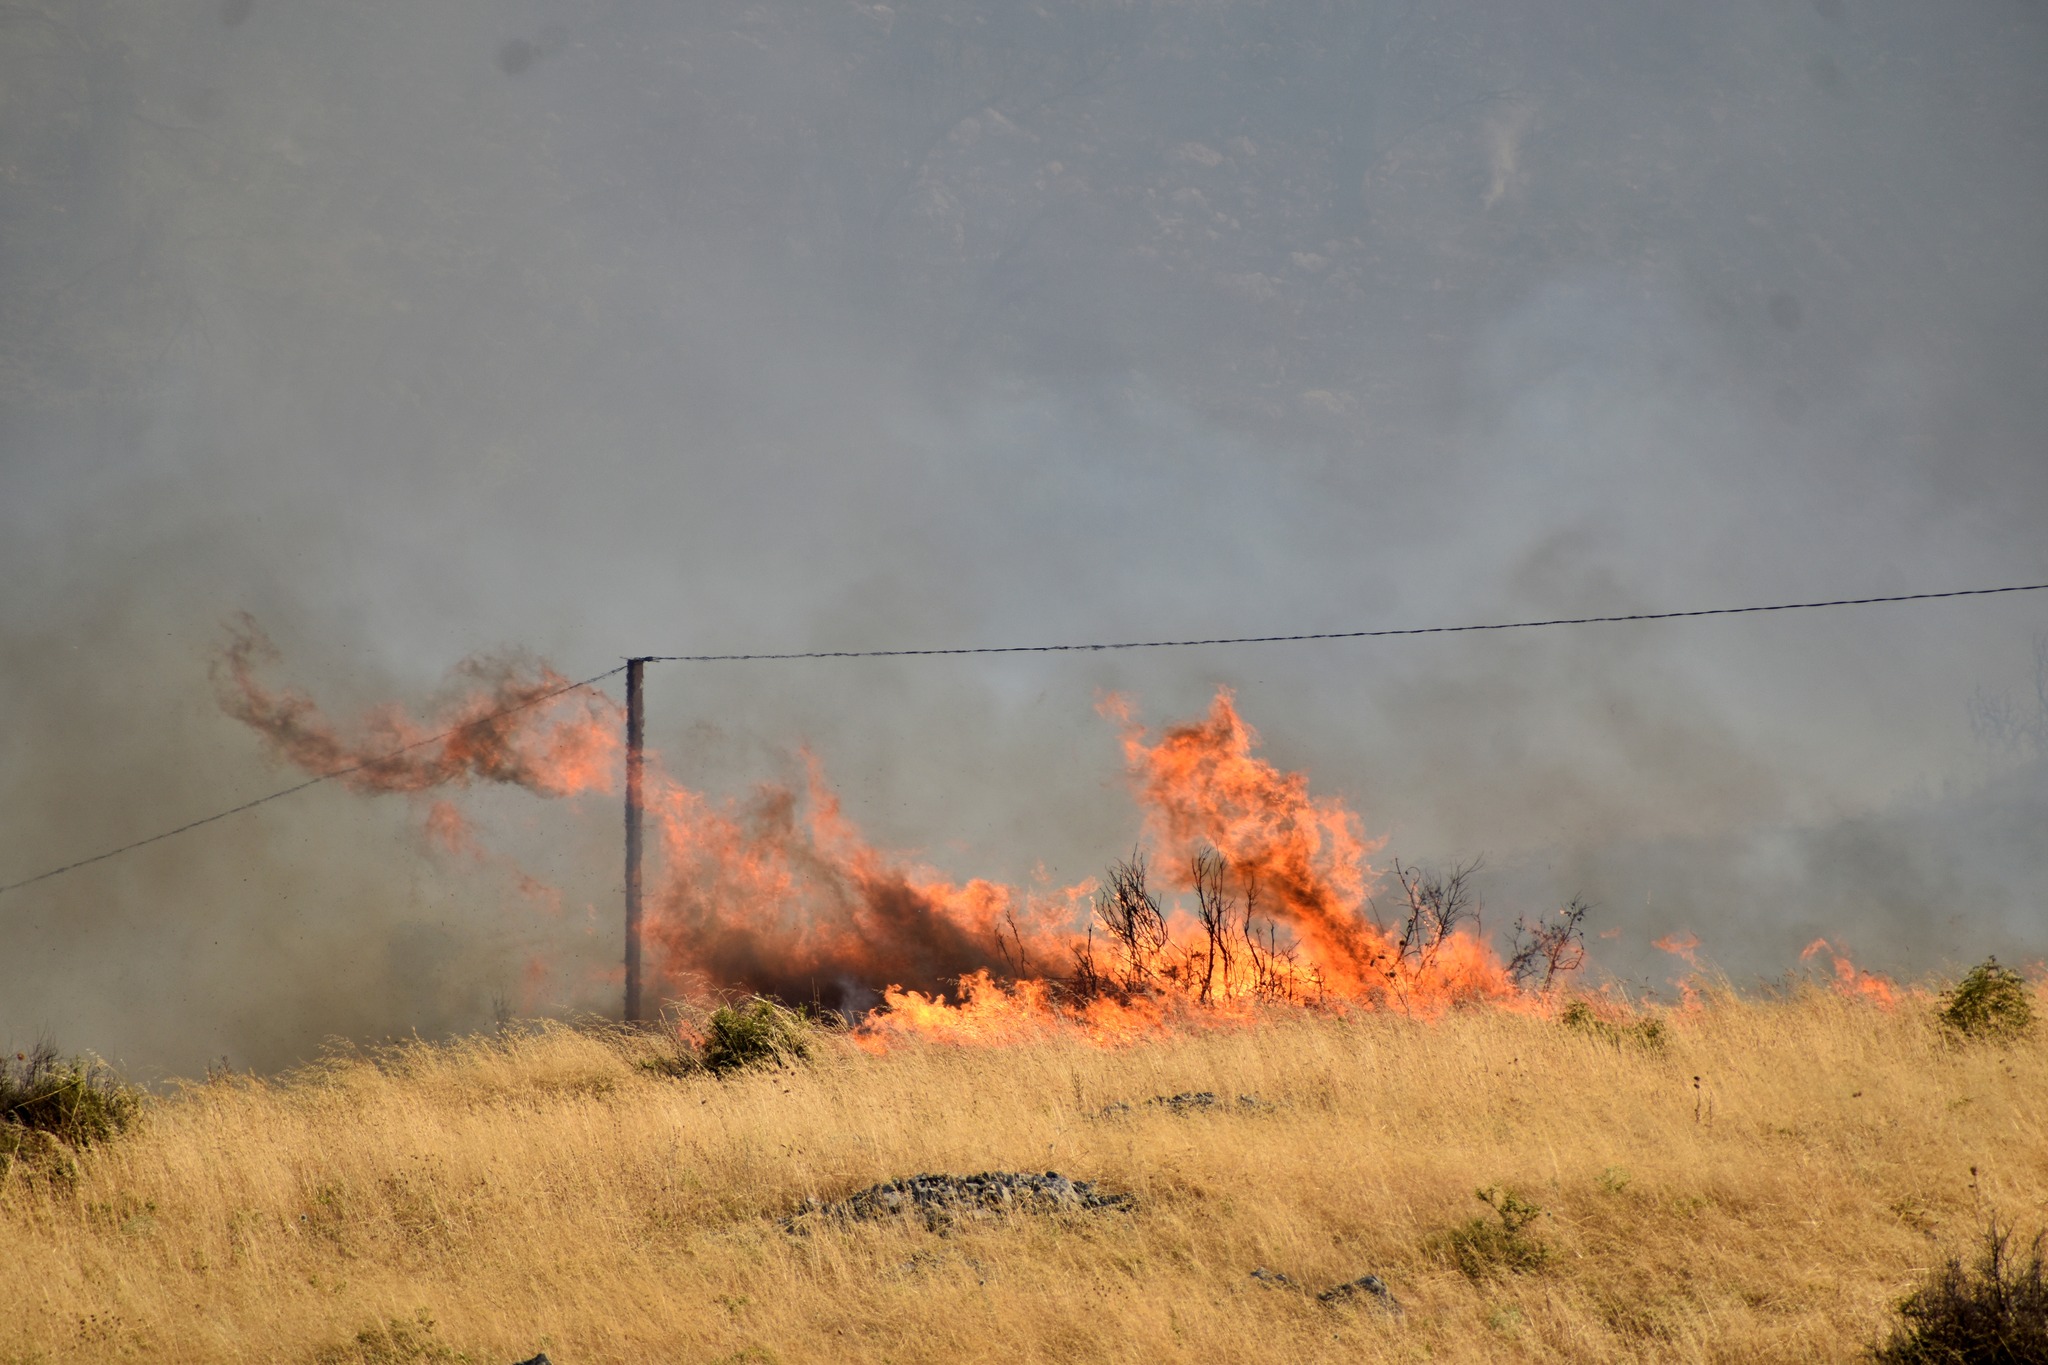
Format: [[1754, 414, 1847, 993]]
[[643, 583, 2048, 661], [4, 580, 2046, 897], [0, 664, 629, 897]]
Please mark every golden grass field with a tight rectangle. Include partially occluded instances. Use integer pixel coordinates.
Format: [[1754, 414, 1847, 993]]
[[3, 985, 2044, 1364]]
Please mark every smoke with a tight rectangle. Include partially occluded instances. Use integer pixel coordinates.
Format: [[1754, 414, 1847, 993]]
[[3, 0, 2046, 1074]]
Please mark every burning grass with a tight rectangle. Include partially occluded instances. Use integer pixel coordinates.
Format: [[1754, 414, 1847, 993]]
[[4, 983, 2046, 1363]]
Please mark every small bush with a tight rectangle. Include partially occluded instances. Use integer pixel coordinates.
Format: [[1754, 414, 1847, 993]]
[[1, 1044, 141, 1177], [639, 998, 817, 1080], [1436, 1185, 1550, 1281], [1560, 999, 1667, 1052], [1940, 959, 2035, 1043], [700, 998, 812, 1075], [1871, 1219, 2048, 1363]]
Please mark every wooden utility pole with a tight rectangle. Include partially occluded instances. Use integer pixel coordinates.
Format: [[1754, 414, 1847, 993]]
[[624, 657, 647, 1023]]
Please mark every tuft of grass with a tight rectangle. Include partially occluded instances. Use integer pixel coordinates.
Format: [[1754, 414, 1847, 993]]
[[1559, 998, 1667, 1051], [1939, 958, 2034, 1043], [635, 1035, 703, 1080], [313, 1308, 472, 1365], [1, 1043, 141, 1180], [1871, 1218, 2048, 1362], [1435, 1184, 1551, 1282], [0, 1125, 74, 1185]]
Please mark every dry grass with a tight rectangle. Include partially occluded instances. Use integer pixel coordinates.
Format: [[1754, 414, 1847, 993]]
[[3, 985, 2045, 1364]]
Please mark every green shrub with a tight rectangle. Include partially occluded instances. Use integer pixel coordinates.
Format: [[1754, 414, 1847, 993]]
[[1, 1043, 141, 1178], [700, 998, 812, 1075], [1436, 1185, 1550, 1282], [1871, 1219, 2048, 1362], [1560, 999, 1667, 1052], [1940, 959, 2035, 1043], [640, 998, 815, 1079]]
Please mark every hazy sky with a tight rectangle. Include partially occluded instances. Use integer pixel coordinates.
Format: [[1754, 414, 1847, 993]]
[[4, 0, 2045, 1075]]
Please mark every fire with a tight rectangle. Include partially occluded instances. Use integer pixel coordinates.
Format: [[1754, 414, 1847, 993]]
[[216, 616, 620, 798], [1111, 690, 1381, 995], [1800, 938, 1900, 1009], [1652, 931, 1701, 968], [638, 753, 1068, 1014], [1652, 931, 1704, 1011], [854, 971, 1196, 1050], [219, 620, 1563, 1044]]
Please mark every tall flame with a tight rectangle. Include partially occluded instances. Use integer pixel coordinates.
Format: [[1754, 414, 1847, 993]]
[[1110, 689, 1388, 995]]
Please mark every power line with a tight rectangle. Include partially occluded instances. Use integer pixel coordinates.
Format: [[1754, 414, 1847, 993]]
[[0, 665, 628, 898], [4, 580, 2045, 898], [646, 582, 2048, 662]]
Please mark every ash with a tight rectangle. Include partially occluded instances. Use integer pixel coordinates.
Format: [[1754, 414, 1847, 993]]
[[789, 1171, 1134, 1231]]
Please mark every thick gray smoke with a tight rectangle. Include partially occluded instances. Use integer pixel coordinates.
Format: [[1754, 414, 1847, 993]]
[[4, 0, 2045, 1076]]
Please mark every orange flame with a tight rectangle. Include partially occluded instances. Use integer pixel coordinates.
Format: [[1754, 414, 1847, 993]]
[[1652, 931, 1701, 968], [1800, 938, 1899, 1009], [853, 970, 1203, 1050], [1651, 931, 1703, 1012], [216, 616, 620, 798], [655, 690, 1531, 1027], [1110, 689, 1390, 997], [637, 753, 1067, 1012]]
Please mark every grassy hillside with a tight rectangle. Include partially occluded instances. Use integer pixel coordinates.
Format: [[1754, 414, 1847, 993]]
[[3, 986, 2044, 1364]]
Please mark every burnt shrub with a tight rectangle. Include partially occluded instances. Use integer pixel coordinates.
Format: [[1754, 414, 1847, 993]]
[[1940, 959, 2035, 1044], [1871, 1219, 2048, 1363]]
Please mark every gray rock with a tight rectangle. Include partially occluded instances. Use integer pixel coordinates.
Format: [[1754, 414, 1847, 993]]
[[1318, 1274, 1403, 1315], [1098, 1091, 1271, 1119], [788, 1170, 1135, 1232], [1252, 1267, 1403, 1315]]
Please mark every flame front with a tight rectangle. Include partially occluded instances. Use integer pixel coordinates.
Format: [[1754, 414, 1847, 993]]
[[217, 620, 1596, 1044], [1801, 938, 1901, 1009]]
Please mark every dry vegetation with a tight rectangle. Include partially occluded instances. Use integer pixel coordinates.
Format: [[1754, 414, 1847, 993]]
[[3, 984, 2046, 1364]]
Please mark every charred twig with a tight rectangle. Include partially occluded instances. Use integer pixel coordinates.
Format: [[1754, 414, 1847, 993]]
[[1192, 848, 1234, 1005], [1094, 854, 1170, 993], [1070, 925, 1104, 1001], [1506, 898, 1590, 992]]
